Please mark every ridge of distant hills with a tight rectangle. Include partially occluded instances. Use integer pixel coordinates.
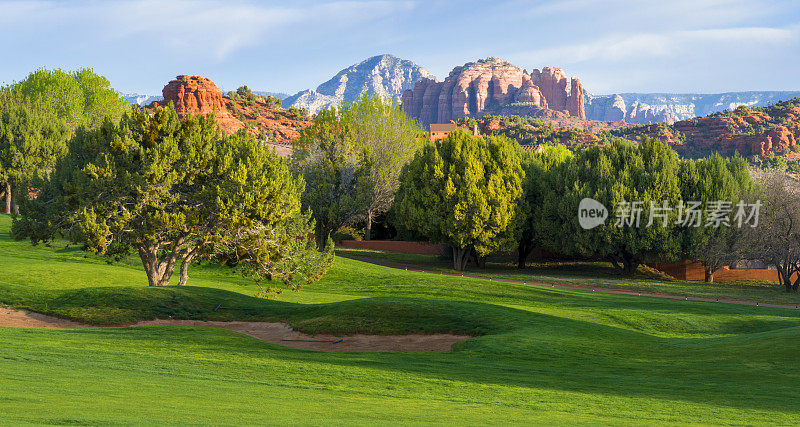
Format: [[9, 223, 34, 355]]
[[584, 91, 800, 124], [611, 97, 800, 158], [122, 93, 162, 106], [121, 54, 800, 127]]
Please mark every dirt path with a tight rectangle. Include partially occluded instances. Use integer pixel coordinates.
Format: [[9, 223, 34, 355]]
[[0, 307, 468, 352], [339, 255, 800, 311]]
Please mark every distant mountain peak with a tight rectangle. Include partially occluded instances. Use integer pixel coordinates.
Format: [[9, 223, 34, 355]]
[[284, 54, 435, 114]]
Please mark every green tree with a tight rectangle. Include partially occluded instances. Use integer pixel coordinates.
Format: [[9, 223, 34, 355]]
[[678, 154, 752, 282], [395, 130, 524, 270], [13, 105, 332, 290], [293, 107, 369, 250], [0, 87, 67, 214], [341, 95, 424, 240], [514, 144, 573, 268], [551, 137, 682, 275], [264, 96, 282, 109], [14, 68, 128, 134]]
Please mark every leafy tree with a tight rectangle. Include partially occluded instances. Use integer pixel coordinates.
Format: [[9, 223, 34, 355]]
[[13, 105, 332, 291], [264, 96, 282, 109], [395, 130, 524, 271], [678, 154, 752, 282], [341, 95, 424, 240], [294, 96, 423, 244], [293, 107, 369, 250], [514, 144, 573, 268], [549, 137, 682, 275], [14, 68, 128, 134], [287, 106, 308, 119], [738, 172, 800, 292], [0, 87, 67, 214], [236, 85, 253, 98]]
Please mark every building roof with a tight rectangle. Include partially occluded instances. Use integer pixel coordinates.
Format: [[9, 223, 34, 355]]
[[429, 123, 457, 133]]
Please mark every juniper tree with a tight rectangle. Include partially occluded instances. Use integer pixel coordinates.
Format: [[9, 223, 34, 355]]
[[514, 144, 573, 269], [678, 154, 752, 282], [13, 104, 332, 291], [0, 87, 67, 214], [395, 130, 524, 271], [548, 137, 682, 275]]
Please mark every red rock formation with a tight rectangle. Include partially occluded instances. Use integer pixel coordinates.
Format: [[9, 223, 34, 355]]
[[620, 102, 800, 158], [566, 77, 585, 119], [401, 58, 585, 125], [155, 75, 244, 133], [149, 75, 311, 145]]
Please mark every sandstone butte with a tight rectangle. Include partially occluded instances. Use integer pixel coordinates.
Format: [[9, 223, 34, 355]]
[[401, 57, 585, 125], [150, 75, 311, 146]]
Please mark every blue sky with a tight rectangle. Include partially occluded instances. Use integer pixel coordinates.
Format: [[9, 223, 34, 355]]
[[1, 0, 798, 95]]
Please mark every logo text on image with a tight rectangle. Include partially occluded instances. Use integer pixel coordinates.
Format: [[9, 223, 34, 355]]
[[578, 198, 608, 230]]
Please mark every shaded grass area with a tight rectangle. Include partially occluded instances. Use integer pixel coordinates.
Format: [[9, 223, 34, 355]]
[[3, 214, 800, 424], [337, 247, 800, 306]]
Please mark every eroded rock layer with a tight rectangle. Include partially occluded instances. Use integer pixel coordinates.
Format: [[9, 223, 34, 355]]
[[401, 57, 585, 124]]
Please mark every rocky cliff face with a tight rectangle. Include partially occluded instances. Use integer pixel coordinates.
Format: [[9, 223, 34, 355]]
[[149, 75, 311, 143], [155, 75, 244, 133], [401, 57, 585, 125], [284, 54, 435, 114], [585, 91, 800, 124], [584, 93, 677, 124], [613, 99, 800, 157]]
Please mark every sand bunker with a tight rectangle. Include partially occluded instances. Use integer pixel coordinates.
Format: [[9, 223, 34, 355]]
[[0, 307, 469, 352]]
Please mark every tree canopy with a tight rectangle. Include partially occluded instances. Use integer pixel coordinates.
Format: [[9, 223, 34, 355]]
[[678, 153, 752, 282], [0, 87, 68, 214], [13, 105, 332, 292], [514, 144, 573, 268], [293, 95, 423, 245], [14, 68, 128, 134], [395, 130, 524, 270], [544, 137, 682, 274]]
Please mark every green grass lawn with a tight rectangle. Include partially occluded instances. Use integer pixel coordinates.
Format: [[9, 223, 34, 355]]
[[337, 247, 800, 306], [2, 213, 800, 425]]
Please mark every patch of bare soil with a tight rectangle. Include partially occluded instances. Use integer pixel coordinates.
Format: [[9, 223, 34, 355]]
[[0, 308, 469, 352], [0, 307, 87, 328]]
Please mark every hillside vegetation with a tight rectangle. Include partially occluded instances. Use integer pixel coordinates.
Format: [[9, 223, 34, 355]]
[[612, 97, 800, 159]]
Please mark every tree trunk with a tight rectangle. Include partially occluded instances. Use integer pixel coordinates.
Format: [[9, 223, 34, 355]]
[[453, 246, 470, 271], [178, 252, 196, 286], [138, 244, 179, 287], [621, 252, 639, 276], [365, 211, 372, 241], [792, 275, 800, 293], [704, 266, 715, 283], [468, 248, 486, 269], [780, 267, 792, 293], [517, 242, 531, 270], [4, 182, 11, 215], [315, 222, 328, 252], [608, 255, 624, 274]]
